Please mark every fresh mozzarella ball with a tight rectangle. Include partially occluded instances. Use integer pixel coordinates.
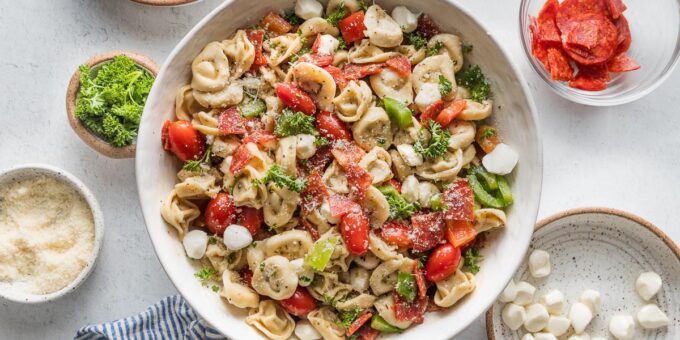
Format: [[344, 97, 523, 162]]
[[391, 6, 419, 33], [417, 182, 440, 208], [609, 315, 635, 340], [401, 175, 420, 203], [320, 200, 340, 224], [316, 34, 339, 55], [414, 83, 442, 112], [568, 334, 591, 340], [296, 134, 318, 160], [223, 224, 253, 250], [482, 143, 519, 175], [349, 267, 370, 292], [499, 280, 518, 303], [533, 333, 557, 340], [501, 303, 526, 331], [290, 258, 314, 287], [579, 289, 602, 314], [636, 304, 669, 329], [397, 144, 424, 167], [635, 271, 662, 301], [295, 0, 323, 20], [183, 230, 209, 259], [528, 249, 551, 278], [294, 319, 322, 340], [539, 289, 565, 315], [545, 316, 571, 336], [524, 304, 550, 333], [569, 302, 594, 334], [521, 334, 536, 340], [514, 281, 536, 306]]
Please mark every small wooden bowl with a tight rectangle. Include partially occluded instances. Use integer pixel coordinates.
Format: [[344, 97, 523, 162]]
[[66, 51, 159, 159], [129, 0, 199, 6]]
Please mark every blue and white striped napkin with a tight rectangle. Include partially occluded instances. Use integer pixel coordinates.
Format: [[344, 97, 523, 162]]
[[75, 295, 227, 340]]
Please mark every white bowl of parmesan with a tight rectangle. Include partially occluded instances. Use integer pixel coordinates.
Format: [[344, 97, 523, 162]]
[[0, 164, 103, 303]]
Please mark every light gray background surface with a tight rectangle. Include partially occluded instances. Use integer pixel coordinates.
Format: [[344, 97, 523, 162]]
[[0, 0, 678, 339]]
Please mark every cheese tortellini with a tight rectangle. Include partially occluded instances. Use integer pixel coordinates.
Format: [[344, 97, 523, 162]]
[[251, 255, 299, 300], [364, 5, 404, 48], [333, 80, 373, 122], [221, 270, 259, 309], [246, 300, 295, 340], [412, 55, 457, 101], [286, 62, 337, 111]]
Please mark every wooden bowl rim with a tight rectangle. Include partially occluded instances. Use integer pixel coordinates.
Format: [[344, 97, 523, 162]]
[[65, 50, 159, 159]]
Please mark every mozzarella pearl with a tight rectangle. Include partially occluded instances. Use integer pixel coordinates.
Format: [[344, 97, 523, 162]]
[[533, 333, 557, 340], [513, 281, 536, 306], [528, 249, 551, 278], [579, 289, 602, 314], [568, 335, 591, 340], [296, 134, 318, 160], [397, 144, 424, 167], [524, 304, 550, 333], [294, 319, 322, 340], [391, 6, 419, 33], [635, 271, 662, 301], [499, 280, 518, 303], [569, 302, 594, 334], [417, 182, 440, 208], [501, 303, 526, 331], [609, 315, 635, 340], [294, 0, 323, 20], [539, 289, 565, 315], [223, 224, 253, 250], [316, 34, 339, 55], [414, 83, 442, 112], [636, 304, 669, 329], [182, 230, 209, 259], [545, 316, 571, 336], [482, 143, 519, 175], [290, 258, 314, 287]]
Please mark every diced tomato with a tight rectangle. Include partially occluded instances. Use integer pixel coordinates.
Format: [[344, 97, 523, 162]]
[[425, 243, 462, 282], [546, 47, 574, 81], [246, 29, 267, 71], [381, 220, 413, 248], [413, 261, 427, 299], [229, 144, 252, 174], [260, 11, 293, 35], [569, 63, 610, 91], [392, 291, 427, 324], [387, 179, 402, 193], [242, 130, 277, 147], [343, 63, 384, 81], [446, 220, 477, 248], [347, 312, 373, 336], [323, 65, 349, 89], [338, 11, 366, 44], [442, 178, 474, 222], [605, 0, 627, 19], [236, 206, 263, 236], [358, 326, 380, 340], [240, 268, 254, 289], [340, 207, 370, 255], [316, 111, 352, 141], [331, 141, 367, 167], [416, 14, 440, 39], [385, 55, 412, 77], [279, 287, 317, 317], [329, 194, 356, 218], [607, 53, 640, 73], [301, 145, 333, 174], [411, 212, 446, 252], [297, 53, 334, 67], [218, 107, 247, 135], [536, 0, 561, 46], [204, 193, 236, 236], [476, 125, 501, 154], [435, 100, 466, 127], [345, 164, 372, 201], [276, 83, 317, 115], [161, 120, 206, 162], [420, 100, 445, 121]]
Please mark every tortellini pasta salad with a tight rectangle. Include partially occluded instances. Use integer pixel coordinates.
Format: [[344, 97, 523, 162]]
[[160, 1, 520, 339]]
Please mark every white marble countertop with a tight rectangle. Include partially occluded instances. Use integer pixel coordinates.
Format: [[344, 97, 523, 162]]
[[0, 0, 678, 339]]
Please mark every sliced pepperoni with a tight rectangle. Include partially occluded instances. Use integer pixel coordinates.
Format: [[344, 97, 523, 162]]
[[547, 47, 574, 81], [412, 261, 428, 299], [218, 107, 247, 135], [242, 130, 277, 146], [392, 291, 427, 324], [323, 65, 349, 89], [530, 17, 551, 70], [561, 13, 618, 65], [614, 15, 632, 54], [442, 178, 475, 222], [385, 55, 412, 77], [411, 212, 446, 252], [229, 143, 252, 174], [556, 0, 609, 33], [569, 63, 610, 91], [331, 141, 367, 168], [246, 29, 267, 72], [345, 164, 372, 201], [297, 53, 334, 68], [537, 0, 561, 47], [357, 327, 380, 340], [607, 53, 640, 73], [605, 0, 627, 19], [301, 145, 333, 174], [343, 63, 384, 82]]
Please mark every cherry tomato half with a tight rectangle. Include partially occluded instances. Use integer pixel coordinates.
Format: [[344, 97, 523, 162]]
[[204, 193, 236, 236], [236, 206, 263, 236], [279, 287, 317, 317], [316, 111, 352, 141], [425, 243, 462, 282], [276, 83, 317, 115], [161, 120, 206, 162], [340, 207, 370, 256]]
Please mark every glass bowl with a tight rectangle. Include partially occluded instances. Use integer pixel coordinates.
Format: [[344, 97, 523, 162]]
[[519, 0, 680, 106]]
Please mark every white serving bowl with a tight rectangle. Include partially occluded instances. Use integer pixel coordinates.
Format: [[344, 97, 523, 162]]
[[136, 1, 543, 338], [0, 164, 104, 304]]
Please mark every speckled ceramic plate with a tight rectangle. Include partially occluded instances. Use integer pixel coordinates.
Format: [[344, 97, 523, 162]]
[[487, 208, 680, 340]]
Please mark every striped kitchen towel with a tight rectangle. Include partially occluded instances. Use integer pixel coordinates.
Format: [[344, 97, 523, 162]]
[[75, 295, 227, 340]]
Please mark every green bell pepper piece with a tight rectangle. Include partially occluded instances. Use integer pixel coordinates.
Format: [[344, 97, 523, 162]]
[[395, 271, 416, 302], [383, 97, 413, 128], [466, 174, 505, 209], [239, 98, 266, 118], [497, 176, 513, 206], [472, 165, 498, 191], [304, 236, 338, 272], [371, 314, 403, 333]]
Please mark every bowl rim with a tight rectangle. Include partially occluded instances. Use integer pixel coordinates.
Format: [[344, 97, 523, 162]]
[[136, 0, 544, 338], [0, 163, 105, 304], [129, 0, 199, 6], [484, 206, 680, 340], [65, 50, 159, 159], [518, 0, 680, 107]]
